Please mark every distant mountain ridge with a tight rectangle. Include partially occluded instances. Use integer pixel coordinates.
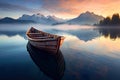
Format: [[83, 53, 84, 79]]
[[0, 11, 104, 25], [18, 13, 65, 25], [0, 17, 35, 24], [67, 11, 104, 25]]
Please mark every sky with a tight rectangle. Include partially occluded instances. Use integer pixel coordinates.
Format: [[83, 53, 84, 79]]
[[0, 0, 120, 19]]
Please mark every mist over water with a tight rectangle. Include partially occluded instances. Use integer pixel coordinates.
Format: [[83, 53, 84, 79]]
[[0, 24, 120, 80]]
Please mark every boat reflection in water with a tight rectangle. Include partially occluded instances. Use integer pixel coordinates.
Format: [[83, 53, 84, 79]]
[[27, 42, 65, 80]]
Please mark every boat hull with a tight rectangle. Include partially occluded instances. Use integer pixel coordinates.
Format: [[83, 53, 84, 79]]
[[26, 27, 65, 53], [29, 37, 64, 53]]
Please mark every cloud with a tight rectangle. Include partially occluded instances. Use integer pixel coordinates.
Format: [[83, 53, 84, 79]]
[[42, 0, 82, 14], [0, 0, 120, 19], [41, 0, 120, 18], [0, 2, 35, 12], [40, 0, 85, 18]]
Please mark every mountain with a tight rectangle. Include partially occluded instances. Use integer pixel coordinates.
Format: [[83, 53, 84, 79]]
[[67, 11, 104, 25], [0, 12, 104, 25], [0, 17, 35, 24], [18, 13, 65, 25]]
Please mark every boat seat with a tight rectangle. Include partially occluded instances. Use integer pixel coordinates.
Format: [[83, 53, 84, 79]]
[[33, 36, 54, 39]]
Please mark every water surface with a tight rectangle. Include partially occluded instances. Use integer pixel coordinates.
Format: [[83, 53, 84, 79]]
[[0, 24, 120, 80]]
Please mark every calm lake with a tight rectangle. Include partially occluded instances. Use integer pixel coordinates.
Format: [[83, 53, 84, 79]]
[[0, 24, 120, 80]]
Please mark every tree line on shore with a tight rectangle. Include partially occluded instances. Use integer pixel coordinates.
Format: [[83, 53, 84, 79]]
[[96, 13, 120, 26]]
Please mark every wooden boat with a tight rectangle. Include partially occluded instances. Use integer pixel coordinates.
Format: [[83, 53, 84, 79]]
[[26, 27, 65, 53]]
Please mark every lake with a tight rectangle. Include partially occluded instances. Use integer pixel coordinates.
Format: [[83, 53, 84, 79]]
[[0, 24, 120, 80]]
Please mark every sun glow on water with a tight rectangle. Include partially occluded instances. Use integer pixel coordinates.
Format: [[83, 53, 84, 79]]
[[63, 33, 120, 59]]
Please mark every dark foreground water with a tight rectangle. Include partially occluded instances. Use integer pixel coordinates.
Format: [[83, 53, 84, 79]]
[[0, 24, 120, 80]]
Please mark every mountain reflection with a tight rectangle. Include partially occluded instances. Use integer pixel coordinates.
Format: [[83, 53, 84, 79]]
[[27, 42, 65, 80], [98, 28, 120, 39], [68, 29, 99, 41], [46, 29, 100, 41], [0, 30, 26, 38]]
